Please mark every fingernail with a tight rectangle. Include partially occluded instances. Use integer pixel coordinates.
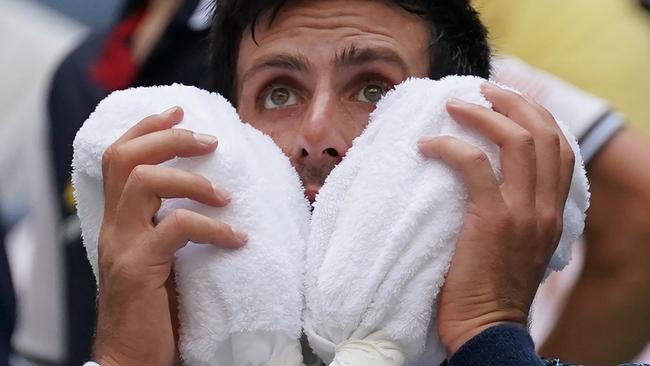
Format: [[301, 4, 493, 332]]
[[162, 106, 178, 117], [194, 133, 217, 146], [212, 184, 231, 203], [233, 229, 248, 245], [447, 98, 469, 106], [481, 82, 499, 92], [417, 137, 440, 158]]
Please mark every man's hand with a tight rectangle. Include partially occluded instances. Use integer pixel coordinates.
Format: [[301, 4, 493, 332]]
[[93, 106, 248, 366], [418, 83, 576, 355]]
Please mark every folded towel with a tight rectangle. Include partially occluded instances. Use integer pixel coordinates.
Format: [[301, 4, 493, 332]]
[[304, 76, 590, 366], [72, 84, 310, 366]]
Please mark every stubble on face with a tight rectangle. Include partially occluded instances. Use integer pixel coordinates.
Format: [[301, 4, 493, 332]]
[[235, 0, 430, 199]]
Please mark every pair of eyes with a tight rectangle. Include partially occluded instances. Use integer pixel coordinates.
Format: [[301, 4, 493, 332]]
[[263, 83, 389, 110]]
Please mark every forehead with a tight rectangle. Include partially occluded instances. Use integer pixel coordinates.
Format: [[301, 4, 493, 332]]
[[236, 0, 430, 79]]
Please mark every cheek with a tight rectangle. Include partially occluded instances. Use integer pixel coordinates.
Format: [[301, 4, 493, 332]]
[[238, 106, 302, 156], [262, 124, 298, 156], [341, 101, 375, 142]]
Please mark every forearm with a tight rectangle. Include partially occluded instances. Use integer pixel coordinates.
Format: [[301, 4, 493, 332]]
[[540, 252, 650, 365], [540, 129, 650, 364]]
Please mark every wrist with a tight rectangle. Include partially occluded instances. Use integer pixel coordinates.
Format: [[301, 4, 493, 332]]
[[93, 351, 151, 366], [441, 310, 528, 355], [93, 335, 155, 366], [446, 323, 542, 366]]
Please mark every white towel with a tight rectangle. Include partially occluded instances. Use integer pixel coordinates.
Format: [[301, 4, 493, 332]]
[[72, 84, 310, 366], [73, 77, 589, 366], [304, 76, 590, 366]]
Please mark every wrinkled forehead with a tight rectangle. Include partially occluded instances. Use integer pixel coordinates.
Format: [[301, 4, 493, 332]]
[[236, 0, 430, 83]]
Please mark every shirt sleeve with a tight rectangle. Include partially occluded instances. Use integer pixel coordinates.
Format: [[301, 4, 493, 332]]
[[491, 56, 624, 164], [446, 323, 545, 366]]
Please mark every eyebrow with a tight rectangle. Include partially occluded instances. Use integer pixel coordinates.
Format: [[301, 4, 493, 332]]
[[335, 44, 410, 74], [241, 53, 313, 83]]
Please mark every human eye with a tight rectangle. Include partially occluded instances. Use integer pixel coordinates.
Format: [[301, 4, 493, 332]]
[[355, 82, 388, 105], [262, 85, 299, 109]]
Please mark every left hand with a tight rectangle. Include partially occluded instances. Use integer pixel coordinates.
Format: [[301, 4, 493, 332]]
[[418, 83, 576, 355]]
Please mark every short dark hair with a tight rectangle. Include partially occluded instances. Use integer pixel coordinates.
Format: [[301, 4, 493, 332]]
[[209, 0, 491, 104]]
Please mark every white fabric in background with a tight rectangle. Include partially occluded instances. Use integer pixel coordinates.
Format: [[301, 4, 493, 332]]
[[0, 0, 88, 362]]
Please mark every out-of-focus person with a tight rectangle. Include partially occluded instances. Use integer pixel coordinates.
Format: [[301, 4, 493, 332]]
[[0, 0, 88, 363], [47, 0, 212, 363], [0, 217, 14, 366], [474, 1, 650, 364], [474, 0, 650, 134]]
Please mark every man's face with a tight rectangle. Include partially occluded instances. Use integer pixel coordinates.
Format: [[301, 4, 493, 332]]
[[236, 0, 430, 201]]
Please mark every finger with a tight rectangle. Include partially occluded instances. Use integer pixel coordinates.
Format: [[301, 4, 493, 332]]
[[114, 106, 184, 145], [522, 98, 576, 212], [418, 136, 504, 208], [118, 164, 231, 221], [481, 84, 566, 215], [102, 128, 218, 216], [165, 273, 182, 364], [151, 209, 247, 260], [446, 99, 536, 209]]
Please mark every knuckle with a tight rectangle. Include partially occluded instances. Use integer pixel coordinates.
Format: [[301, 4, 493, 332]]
[[512, 131, 535, 150], [465, 150, 489, 166], [129, 165, 153, 187], [211, 220, 231, 236], [434, 136, 455, 150], [110, 255, 143, 282], [529, 101, 555, 122], [516, 214, 537, 235], [130, 164, 151, 180], [546, 132, 561, 148], [511, 92, 527, 104], [502, 90, 526, 107], [170, 128, 191, 142], [562, 146, 576, 167], [538, 209, 559, 233], [194, 174, 212, 189], [539, 107, 556, 123], [494, 209, 516, 232], [102, 145, 121, 173], [170, 208, 193, 229]]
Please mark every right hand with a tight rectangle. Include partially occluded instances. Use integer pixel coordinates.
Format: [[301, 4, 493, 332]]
[[419, 84, 576, 355], [93, 106, 248, 366]]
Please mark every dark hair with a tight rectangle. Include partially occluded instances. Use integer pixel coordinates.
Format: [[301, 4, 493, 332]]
[[209, 0, 491, 104]]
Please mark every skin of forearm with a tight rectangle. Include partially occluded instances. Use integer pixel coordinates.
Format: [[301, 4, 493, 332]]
[[540, 129, 650, 365]]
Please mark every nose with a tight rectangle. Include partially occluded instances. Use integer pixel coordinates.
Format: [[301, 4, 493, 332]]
[[292, 92, 349, 166]]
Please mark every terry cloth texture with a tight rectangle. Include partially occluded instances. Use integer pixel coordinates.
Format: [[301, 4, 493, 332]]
[[304, 76, 590, 366], [72, 76, 589, 365], [72, 84, 310, 366]]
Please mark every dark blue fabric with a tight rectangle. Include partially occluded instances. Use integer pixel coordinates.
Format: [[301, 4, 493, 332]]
[[46, 1, 210, 364], [447, 324, 545, 366], [0, 220, 14, 366]]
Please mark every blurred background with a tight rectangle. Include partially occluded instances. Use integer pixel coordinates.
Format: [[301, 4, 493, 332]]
[[0, 0, 648, 365]]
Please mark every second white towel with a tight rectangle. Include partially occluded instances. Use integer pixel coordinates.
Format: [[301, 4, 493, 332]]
[[304, 76, 590, 366]]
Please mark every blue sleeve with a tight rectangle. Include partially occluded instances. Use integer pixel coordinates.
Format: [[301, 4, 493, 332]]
[[447, 323, 545, 366]]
